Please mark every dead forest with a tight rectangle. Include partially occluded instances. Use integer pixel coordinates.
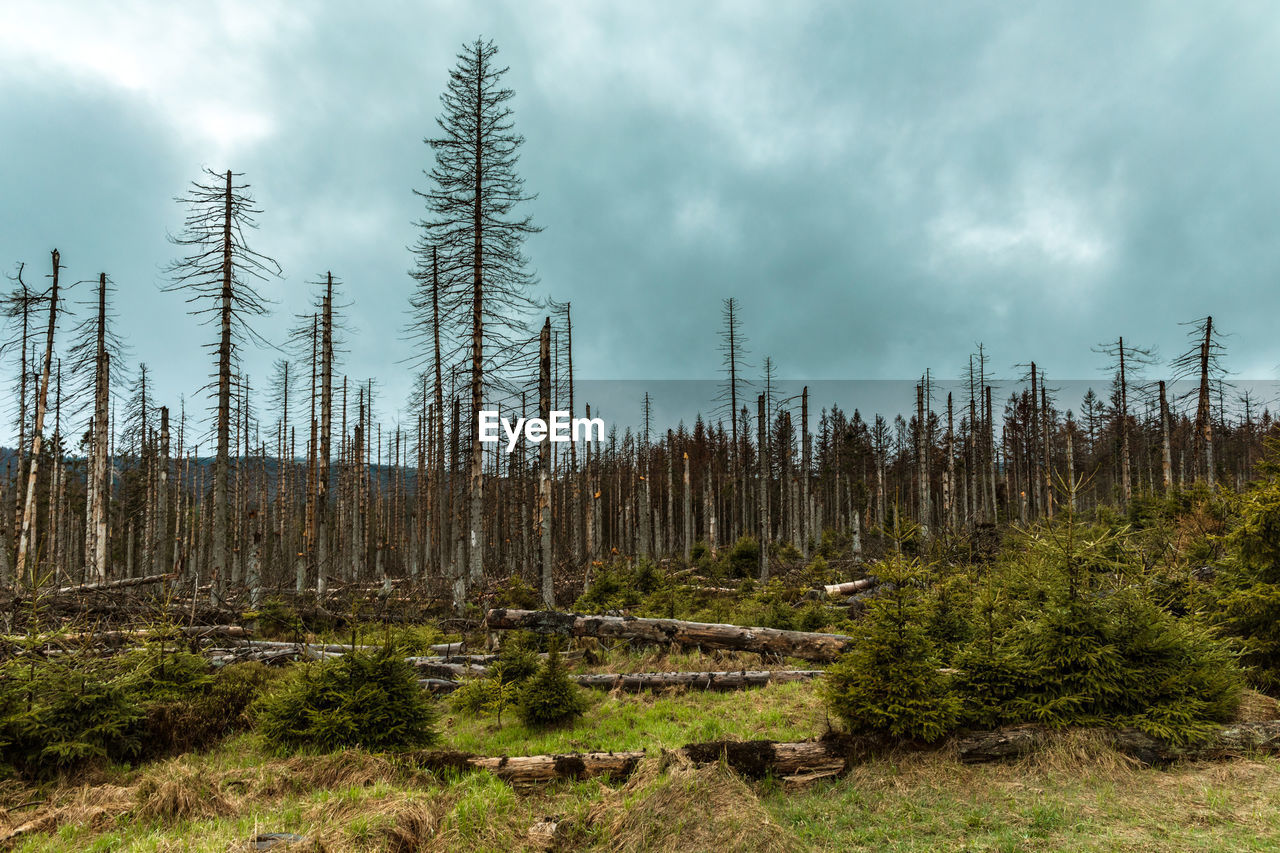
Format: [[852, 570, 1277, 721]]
[[0, 39, 1265, 623]]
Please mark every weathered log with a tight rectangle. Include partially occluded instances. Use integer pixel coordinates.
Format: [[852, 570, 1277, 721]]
[[412, 750, 645, 784], [485, 609, 855, 662], [823, 577, 876, 597], [682, 739, 848, 779], [420, 678, 462, 694], [412, 738, 851, 785], [419, 669, 823, 696], [954, 721, 1280, 766], [414, 661, 490, 679], [570, 669, 824, 692], [3, 624, 251, 649], [50, 573, 176, 595]]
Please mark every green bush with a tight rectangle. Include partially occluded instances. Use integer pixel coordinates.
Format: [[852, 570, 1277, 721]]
[[518, 641, 588, 728], [138, 660, 280, 757], [822, 556, 958, 742], [256, 647, 439, 752], [725, 536, 760, 578], [0, 654, 142, 777]]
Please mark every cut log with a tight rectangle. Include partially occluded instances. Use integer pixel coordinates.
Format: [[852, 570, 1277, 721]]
[[570, 669, 824, 692], [485, 609, 855, 662], [823, 578, 876, 597], [954, 721, 1280, 766]]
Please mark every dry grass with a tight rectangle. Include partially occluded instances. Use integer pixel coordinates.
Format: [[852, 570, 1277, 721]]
[[591, 752, 801, 853], [1233, 688, 1280, 722], [134, 760, 235, 822]]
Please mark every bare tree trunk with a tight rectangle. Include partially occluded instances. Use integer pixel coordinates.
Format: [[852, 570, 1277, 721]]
[[1159, 380, 1173, 492], [317, 275, 334, 592], [757, 394, 769, 581], [1118, 340, 1132, 506], [682, 445, 692, 563], [16, 250, 60, 587], [800, 387, 810, 558], [1197, 318, 1215, 487], [211, 171, 234, 604], [156, 407, 170, 574], [538, 318, 553, 607]]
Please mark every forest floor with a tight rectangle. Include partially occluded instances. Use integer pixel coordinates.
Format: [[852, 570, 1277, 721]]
[[6, 648, 1280, 852]]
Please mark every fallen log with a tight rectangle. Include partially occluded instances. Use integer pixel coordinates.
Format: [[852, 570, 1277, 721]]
[[420, 678, 462, 694], [823, 578, 876, 597], [414, 661, 490, 679], [3, 624, 251, 649], [418, 669, 823, 696], [570, 669, 824, 692], [412, 738, 851, 785], [955, 721, 1280, 766], [485, 609, 855, 662], [50, 573, 176, 595]]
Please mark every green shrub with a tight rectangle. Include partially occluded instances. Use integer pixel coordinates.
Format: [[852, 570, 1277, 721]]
[[518, 641, 587, 728], [0, 654, 142, 777], [256, 647, 439, 752], [822, 556, 958, 742], [725, 536, 760, 578], [139, 660, 280, 757], [250, 598, 306, 641]]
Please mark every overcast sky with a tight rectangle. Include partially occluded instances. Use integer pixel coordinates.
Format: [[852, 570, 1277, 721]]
[[2, 1, 1278, 436]]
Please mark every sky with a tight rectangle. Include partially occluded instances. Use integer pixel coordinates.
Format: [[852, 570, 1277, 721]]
[[2, 1, 1278, 439]]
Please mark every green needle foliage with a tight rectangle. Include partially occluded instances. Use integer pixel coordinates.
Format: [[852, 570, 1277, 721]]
[[518, 639, 588, 728], [256, 647, 439, 753], [0, 652, 141, 777], [823, 555, 958, 742]]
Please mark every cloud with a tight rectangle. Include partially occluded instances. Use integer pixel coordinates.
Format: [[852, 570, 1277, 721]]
[[2, 0, 1280, 440]]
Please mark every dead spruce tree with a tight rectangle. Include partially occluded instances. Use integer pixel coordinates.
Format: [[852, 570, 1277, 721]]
[[1093, 337, 1156, 507], [15, 250, 62, 587], [66, 272, 128, 582], [415, 37, 540, 607], [1171, 316, 1230, 488], [164, 169, 280, 603]]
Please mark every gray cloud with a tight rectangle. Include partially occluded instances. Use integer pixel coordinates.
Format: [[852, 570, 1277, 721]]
[[2, 0, 1278, 438]]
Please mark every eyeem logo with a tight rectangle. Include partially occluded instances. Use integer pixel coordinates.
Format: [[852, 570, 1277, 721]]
[[478, 411, 605, 453]]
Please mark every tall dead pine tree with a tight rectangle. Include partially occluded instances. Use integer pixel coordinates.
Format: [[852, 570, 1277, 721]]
[[416, 38, 540, 606], [1172, 316, 1228, 488], [15, 250, 60, 586], [165, 169, 280, 601]]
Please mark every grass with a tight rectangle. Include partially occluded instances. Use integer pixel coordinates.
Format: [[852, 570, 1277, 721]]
[[12, 736, 1280, 851], [444, 679, 827, 755], [769, 750, 1280, 851], [8, 642, 1280, 851]]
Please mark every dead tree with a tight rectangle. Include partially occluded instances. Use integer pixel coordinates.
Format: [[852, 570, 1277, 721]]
[[415, 38, 541, 606], [15, 250, 61, 586], [1172, 316, 1230, 488], [164, 168, 280, 603]]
